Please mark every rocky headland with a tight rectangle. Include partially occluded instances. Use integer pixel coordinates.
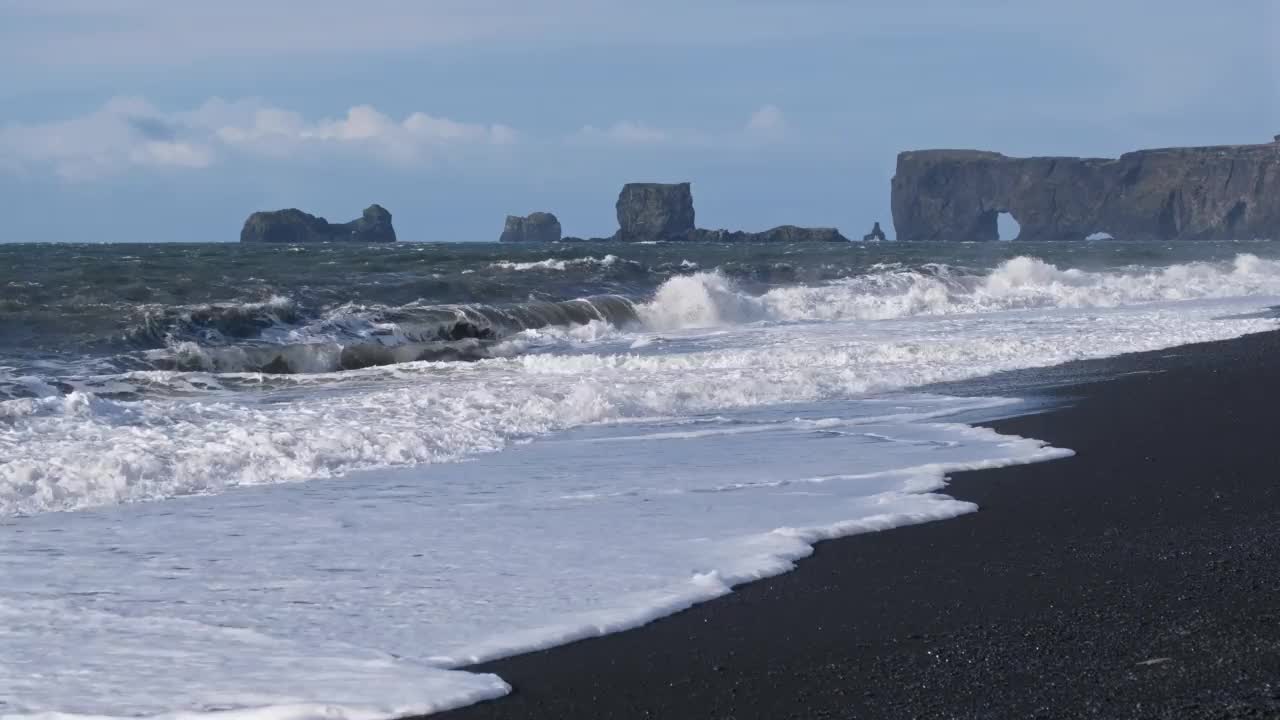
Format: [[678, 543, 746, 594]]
[[892, 141, 1280, 241], [240, 205, 397, 243]]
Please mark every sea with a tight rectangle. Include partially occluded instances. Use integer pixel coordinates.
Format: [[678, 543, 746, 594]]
[[3, 239, 1280, 719]]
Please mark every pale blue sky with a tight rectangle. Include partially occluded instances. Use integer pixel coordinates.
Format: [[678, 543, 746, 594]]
[[2, 0, 1277, 242]]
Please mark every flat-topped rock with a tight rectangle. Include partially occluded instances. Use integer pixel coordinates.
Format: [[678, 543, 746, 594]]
[[499, 212, 562, 243], [892, 142, 1280, 241], [607, 182, 847, 242], [240, 204, 397, 243], [750, 225, 848, 243], [614, 183, 696, 242], [689, 226, 848, 243]]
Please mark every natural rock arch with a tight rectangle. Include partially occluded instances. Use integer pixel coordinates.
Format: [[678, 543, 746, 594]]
[[995, 211, 1021, 241], [891, 144, 1280, 241]]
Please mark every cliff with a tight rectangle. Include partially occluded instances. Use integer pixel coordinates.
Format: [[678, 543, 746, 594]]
[[891, 143, 1280, 241], [240, 204, 397, 243]]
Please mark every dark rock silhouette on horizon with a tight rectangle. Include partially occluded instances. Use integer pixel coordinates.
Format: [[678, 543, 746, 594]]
[[892, 142, 1280, 241], [240, 205, 396, 243], [611, 182, 848, 242], [500, 212, 562, 243], [614, 183, 697, 242], [862, 222, 887, 242]]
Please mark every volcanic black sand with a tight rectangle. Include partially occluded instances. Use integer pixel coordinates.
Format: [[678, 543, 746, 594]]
[[432, 330, 1280, 720]]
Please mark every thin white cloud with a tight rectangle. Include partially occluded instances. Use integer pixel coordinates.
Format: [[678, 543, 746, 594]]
[[216, 104, 516, 164], [0, 97, 215, 180], [128, 141, 216, 170], [2, 97, 790, 180], [573, 106, 788, 147], [0, 98, 517, 179], [745, 105, 785, 136], [575, 121, 672, 145]]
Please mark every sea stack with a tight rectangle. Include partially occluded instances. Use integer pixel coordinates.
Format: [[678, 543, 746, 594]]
[[240, 204, 397, 243], [892, 142, 1280, 241], [614, 183, 696, 242], [863, 222, 887, 242], [499, 212, 562, 243], [611, 182, 848, 242]]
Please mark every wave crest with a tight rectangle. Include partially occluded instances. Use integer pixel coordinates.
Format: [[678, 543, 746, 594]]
[[118, 296, 643, 375], [635, 254, 1280, 331]]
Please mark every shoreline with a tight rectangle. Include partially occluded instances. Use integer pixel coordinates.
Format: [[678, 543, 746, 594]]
[[433, 330, 1280, 719]]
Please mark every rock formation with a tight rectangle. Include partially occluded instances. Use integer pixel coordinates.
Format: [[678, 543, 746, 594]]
[[862, 222, 887, 242], [688, 226, 848, 243], [499, 212, 562, 243], [892, 142, 1280, 241], [240, 205, 396, 243], [614, 183, 697, 242], [610, 182, 848, 242]]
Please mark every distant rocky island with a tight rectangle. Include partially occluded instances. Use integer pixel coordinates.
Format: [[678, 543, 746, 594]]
[[502, 182, 849, 243], [238, 185, 849, 245], [240, 204, 396, 243], [239, 138, 1280, 244], [893, 140, 1280, 241], [500, 212, 562, 243]]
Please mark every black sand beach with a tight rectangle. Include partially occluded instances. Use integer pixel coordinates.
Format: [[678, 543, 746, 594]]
[[435, 330, 1280, 719]]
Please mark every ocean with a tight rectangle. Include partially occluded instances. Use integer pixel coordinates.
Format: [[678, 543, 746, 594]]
[[3, 240, 1280, 718]]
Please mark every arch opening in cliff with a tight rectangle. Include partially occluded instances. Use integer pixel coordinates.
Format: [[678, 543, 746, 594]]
[[893, 145, 1280, 242], [996, 211, 1021, 241]]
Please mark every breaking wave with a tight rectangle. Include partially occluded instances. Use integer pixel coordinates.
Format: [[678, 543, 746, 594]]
[[3, 283, 1277, 516], [6, 242, 1280, 719], [145, 251, 1271, 376], [4, 253, 1280, 394], [122, 295, 642, 374], [489, 255, 629, 271], [636, 254, 1280, 329]]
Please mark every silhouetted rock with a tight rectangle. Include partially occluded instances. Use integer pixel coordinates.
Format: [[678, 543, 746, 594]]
[[862, 222, 887, 242], [609, 183, 847, 242], [614, 183, 696, 242], [240, 204, 396, 243], [499, 212, 562, 243], [687, 226, 846, 242], [751, 225, 849, 243], [892, 143, 1280, 241], [685, 229, 748, 243]]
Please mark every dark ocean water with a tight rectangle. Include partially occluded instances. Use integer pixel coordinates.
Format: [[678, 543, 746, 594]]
[[7, 239, 1280, 716], [3, 239, 1279, 398]]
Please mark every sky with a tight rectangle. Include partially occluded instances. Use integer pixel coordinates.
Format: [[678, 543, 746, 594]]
[[2, 0, 1278, 243]]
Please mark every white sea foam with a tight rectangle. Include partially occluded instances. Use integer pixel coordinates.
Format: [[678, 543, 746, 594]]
[[636, 254, 1280, 330], [2, 257, 1279, 516], [0, 398, 1067, 719], [489, 254, 623, 271], [3, 253, 1280, 719]]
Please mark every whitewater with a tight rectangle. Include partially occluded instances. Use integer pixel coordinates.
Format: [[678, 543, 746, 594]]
[[2, 241, 1280, 718]]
